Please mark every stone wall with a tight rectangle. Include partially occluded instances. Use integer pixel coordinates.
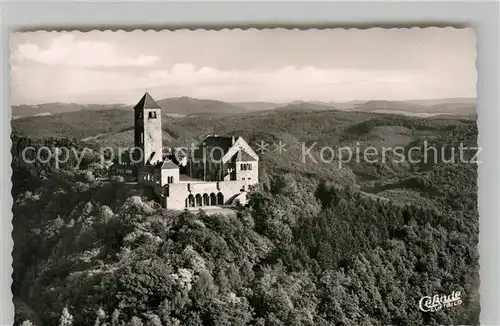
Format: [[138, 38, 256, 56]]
[[235, 161, 258, 182], [161, 168, 180, 186], [135, 108, 163, 166], [163, 180, 252, 210], [138, 166, 157, 187], [143, 109, 163, 165]]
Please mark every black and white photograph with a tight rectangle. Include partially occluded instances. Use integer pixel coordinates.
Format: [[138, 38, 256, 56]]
[[10, 28, 479, 326]]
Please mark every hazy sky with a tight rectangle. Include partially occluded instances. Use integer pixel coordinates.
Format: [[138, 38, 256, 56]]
[[11, 28, 476, 105]]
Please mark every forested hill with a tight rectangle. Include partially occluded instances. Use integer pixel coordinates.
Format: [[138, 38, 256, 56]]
[[11, 110, 479, 326], [12, 97, 475, 120], [12, 97, 247, 119]]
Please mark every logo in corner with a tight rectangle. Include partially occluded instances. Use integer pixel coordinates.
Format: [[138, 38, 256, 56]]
[[419, 291, 463, 312]]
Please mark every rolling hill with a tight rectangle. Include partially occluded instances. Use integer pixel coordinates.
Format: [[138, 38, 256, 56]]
[[231, 101, 284, 111], [11, 103, 129, 119], [12, 104, 476, 192], [12, 97, 247, 119], [155, 96, 247, 115], [12, 97, 476, 120], [351, 99, 476, 116], [274, 102, 336, 112]]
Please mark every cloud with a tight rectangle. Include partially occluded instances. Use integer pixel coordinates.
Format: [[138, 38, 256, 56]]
[[13, 62, 441, 105], [148, 64, 412, 86], [143, 64, 416, 101], [12, 34, 158, 67], [10, 29, 476, 104]]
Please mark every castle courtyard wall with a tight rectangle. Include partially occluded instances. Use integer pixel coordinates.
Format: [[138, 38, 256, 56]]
[[163, 180, 257, 210]]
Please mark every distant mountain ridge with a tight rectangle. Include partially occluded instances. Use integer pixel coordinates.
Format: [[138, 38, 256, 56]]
[[231, 102, 285, 111], [12, 97, 246, 119], [12, 96, 476, 119], [274, 102, 336, 112], [11, 103, 130, 119], [155, 97, 246, 115], [350, 99, 476, 116]]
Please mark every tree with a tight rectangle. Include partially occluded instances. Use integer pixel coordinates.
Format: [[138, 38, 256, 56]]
[[20, 320, 35, 326], [58, 307, 74, 326]]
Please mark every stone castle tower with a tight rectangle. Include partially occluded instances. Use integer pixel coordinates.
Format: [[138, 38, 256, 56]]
[[134, 92, 163, 166]]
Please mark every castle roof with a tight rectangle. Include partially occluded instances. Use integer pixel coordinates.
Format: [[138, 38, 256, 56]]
[[193, 135, 235, 160], [134, 92, 162, 111], [235, 149, 257, 162], [161, 159, 178, 170], [203, 136, 234, 151]]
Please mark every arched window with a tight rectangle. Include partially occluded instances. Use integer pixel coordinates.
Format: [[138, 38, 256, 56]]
[[195, 194, 203, 206], [187, 194, 195, 207], [210, 193, 217, 206], [217, 192, 224, 205]]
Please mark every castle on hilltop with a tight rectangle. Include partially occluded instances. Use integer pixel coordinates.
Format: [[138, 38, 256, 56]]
[[113, 92, 259, 210]]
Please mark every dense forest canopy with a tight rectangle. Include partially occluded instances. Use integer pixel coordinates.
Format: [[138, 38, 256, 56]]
[[12, 109, 479, 326]]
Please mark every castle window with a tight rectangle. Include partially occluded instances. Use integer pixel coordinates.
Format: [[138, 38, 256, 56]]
[[168, 176, 174, 184], [148, 112, 152, 119], [240, 163, 251, 171], [140, 132, 144, 144]]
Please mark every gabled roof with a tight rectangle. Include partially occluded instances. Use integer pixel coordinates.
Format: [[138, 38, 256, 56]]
[[235, 149, 257, 162], [161, 159, 178, 170], [220, 136, 259, 163], [134, 92, 162, 111]]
